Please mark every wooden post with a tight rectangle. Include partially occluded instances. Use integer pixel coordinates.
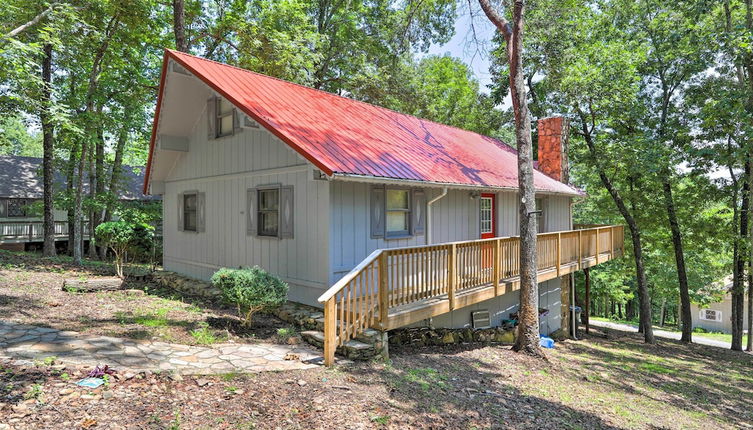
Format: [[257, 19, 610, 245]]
[[609, 226, 614, 260], [493, 239, 501, 296], [595, 227, 600, 265], [556, 232, 561, 277], [577, 230, 582, 270], [28, 223, 33, 242], [378, 252, 389, 327], [448, 243, 456, 310], [584, 267, 591, 334], [323, 298, 336, 366]]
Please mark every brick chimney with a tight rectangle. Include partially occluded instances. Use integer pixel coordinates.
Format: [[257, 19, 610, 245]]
[[537, 116, 570, 183]]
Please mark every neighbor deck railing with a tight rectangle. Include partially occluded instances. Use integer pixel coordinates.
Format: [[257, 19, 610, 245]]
[[0, 221, 90, 243], [317, 225, 624, 366]]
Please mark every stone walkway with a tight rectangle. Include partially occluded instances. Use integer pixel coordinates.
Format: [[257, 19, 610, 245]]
[[0, 321, 323, 374]]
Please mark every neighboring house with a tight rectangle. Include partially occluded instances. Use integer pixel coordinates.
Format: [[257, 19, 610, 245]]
[[0, 155, 156, 250], [144, 50, 624, 362], [691, 278, 750, 334]]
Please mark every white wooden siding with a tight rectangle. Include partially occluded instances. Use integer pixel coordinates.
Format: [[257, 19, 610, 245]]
[[162, 99, 330, 306]]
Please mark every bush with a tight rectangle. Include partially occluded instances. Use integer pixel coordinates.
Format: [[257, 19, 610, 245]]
[[211, 267, 288, 326], [95, 220, 154, 278]]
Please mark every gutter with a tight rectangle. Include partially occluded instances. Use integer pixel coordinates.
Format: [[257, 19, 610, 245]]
[[330, 172, 581, 198], [426, 187, 448, 245]]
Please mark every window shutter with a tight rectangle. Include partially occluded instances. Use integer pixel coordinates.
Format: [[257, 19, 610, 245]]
[[177, 193, 184, 231], [233, 109, 242, 134], [0, 200, 6, 218], [196, 192, 206, 233], [247, 188, 257, 236], [412, 190, 426, 235], [370, 186, 385, 238], [207, 97, 216, 139], [279, 186, 294, 239]]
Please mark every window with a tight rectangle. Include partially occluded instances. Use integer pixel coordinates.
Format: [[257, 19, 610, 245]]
[[216, 98, 235, 137], [258, 188, 280, 237], [183, 193, 197, 232], [5, 199, 34, 218], [385, 189, 410, 237], [699, 309, 722, 322], [480, 196, 493, 234]]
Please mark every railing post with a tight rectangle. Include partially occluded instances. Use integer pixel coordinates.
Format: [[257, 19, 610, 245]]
[[448, 243, 456, 310], [28, 223, 33, 242], [323, 298, 336, 367], [609, 227, 614, 260], [556, 232, 561, 277], [595, 227, 600, 264], [577, 230, 582, 270], [493, 239, 501, 296], [378, 252, 389, 328]]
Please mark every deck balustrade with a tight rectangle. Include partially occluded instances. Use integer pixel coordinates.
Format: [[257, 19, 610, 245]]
[[318, 225, 625, 366]]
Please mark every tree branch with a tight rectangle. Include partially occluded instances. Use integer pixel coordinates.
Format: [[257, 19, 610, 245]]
[[5, 4, 55, 39]]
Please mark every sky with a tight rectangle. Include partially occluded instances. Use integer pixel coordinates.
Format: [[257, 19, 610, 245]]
[[427, 6, 497, 94]]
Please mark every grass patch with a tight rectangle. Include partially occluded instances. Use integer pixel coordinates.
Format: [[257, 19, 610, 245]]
[[190, 321, 223, 345]]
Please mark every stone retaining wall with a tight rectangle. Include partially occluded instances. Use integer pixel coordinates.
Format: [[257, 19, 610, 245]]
[[389, 326, 517, 347], [151, 271, 222, 301]]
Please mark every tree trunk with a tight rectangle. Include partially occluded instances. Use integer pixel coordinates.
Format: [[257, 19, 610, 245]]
[[660, 298, 666, 327], [732, 158, 750, 351], [40, 43, 56, 257], [578, 114, 654, 343], [172, 0, 188, 52], [72, 139, 87, 265], [87, 129, 97, 260], [478, 0, 541, 357], [66, 144, 77, 256], [661, 176, 692, 341], [103, 122, 128, 223]]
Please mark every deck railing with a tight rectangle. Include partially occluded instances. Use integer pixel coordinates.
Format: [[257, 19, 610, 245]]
[[0, 221, 91, 243], [317, 225, 625, 366]]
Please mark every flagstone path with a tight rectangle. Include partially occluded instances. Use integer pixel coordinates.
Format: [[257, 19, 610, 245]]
[[0, 321, 322, 374]]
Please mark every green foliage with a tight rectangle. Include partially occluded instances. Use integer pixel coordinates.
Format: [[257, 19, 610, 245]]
[[211, 266, 288, 326], [95, 219, 154, 278]]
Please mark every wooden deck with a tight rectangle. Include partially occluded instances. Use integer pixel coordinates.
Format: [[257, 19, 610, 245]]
[[0, 221, 91, 244], [318, 225, 625, 366]]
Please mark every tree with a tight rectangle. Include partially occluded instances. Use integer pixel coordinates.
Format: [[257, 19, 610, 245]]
[[478, 0, 542, 356], [96, 219, 154, 278], [40, 42, 56, 257]]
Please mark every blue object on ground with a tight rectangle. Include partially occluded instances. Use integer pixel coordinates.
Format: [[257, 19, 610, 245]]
[[539, 335, 555, 349], [76, 377, 104, 388]]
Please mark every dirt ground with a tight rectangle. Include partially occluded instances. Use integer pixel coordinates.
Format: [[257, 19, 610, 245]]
[[0, 251, 295, 346], [2, 250, 753, 429]]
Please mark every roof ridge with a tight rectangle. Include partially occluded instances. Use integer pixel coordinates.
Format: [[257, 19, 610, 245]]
[[166, 49, 513, 147]]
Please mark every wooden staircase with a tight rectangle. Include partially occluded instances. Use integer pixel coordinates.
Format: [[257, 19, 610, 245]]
[[317, 225, 625, 366]]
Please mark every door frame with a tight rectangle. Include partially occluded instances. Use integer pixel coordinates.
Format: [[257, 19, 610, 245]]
[[480, 193, 496, 239]]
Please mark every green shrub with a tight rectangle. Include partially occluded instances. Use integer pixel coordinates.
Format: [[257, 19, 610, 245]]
[[211, 267, 288, 326], [96, 220, 154, 278]]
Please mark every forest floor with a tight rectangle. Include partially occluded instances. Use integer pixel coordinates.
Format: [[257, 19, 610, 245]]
[[1, 251, 753, 429], [0, 250, 297, 347]]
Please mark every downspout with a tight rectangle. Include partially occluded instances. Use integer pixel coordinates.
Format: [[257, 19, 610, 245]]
[[426, 187, 448, 245]]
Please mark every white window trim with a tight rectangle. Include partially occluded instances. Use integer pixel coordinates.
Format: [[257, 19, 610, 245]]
[[257, 186, 280, 238], [215, 98, 235, 138], [385, 187, 412, 239], [183, 191, 198, 232]]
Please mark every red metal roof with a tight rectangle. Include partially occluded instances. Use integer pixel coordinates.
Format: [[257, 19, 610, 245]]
[[145, 50, 580, 195]]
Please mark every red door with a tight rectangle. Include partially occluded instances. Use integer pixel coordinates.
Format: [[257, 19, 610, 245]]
[[480, 194, 496, 270], [480, 193, 496, 239]]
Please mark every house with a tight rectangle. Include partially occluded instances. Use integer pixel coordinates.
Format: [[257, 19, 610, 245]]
[[144, 50, 624, 364], [0, 155, 156, 250], [691, 277, 750, 334]]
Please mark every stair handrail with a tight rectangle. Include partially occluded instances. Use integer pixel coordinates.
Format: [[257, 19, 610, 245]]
[[317, 248, 383, 303]]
